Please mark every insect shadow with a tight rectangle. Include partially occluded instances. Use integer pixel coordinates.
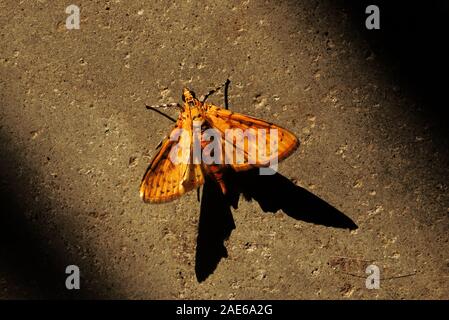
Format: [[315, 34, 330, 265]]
[[195, 168, 358, 282]]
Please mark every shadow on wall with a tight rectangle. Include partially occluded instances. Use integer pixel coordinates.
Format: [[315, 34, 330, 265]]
[[322, 0, 449, 139], [0, 107, 120, 299], [0, 134, 74, 298], [195, 168, 357, 282]]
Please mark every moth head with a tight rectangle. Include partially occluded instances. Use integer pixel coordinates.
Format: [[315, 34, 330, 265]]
[[182, 88, 196, 103]]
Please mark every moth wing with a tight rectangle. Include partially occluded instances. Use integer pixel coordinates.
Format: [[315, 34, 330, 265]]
[[140, 116, 204, 203], [204, 104, 299, 171]]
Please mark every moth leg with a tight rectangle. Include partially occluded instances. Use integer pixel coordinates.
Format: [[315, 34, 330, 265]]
[[202, 79, 231, 105], [155, 136, 168, 149]]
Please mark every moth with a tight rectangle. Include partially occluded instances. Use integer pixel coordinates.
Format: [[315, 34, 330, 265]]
[[140, 85, 299, 203]]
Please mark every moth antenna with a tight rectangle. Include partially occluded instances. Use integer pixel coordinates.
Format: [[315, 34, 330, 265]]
[[224, 78, 230, 110], [202, 78, 231, 103], [146, 102, 182, 110], [145, 104, 179, 123]]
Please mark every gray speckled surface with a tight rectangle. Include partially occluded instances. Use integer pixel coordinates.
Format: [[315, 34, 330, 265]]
[[0, 0, 448, 299]]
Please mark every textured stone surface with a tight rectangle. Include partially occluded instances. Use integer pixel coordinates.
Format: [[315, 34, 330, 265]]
[[0, 1, 448, 299]]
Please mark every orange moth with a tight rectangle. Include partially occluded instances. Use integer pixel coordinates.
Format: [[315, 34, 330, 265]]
[[140, 86, 299, 203]]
